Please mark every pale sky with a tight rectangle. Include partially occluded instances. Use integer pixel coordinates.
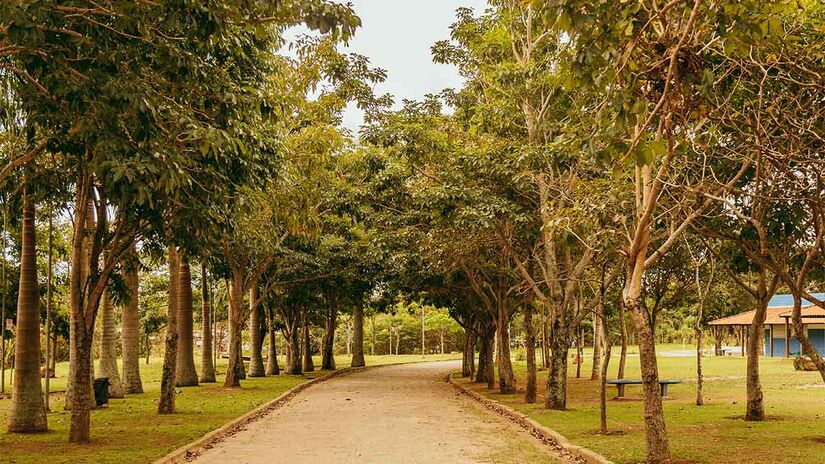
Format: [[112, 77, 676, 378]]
[[286, 0, 489, 132]]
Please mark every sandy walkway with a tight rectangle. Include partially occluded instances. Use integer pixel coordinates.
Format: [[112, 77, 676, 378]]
[[193, 361, 571, 464]]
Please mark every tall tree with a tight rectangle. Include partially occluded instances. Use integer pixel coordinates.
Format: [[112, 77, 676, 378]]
[[7, 185, 47, 432], [121, 243, 143, 393]]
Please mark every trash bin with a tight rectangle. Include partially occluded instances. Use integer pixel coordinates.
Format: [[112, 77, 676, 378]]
[[94, 378, 110, 407]]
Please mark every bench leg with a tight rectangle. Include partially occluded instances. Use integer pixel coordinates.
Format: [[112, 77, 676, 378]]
[[661, 384, 668, 397], [617, 384, 625, 398]]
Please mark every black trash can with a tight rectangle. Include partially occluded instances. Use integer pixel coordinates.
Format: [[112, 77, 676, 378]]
[[93, 377, 110, 407]]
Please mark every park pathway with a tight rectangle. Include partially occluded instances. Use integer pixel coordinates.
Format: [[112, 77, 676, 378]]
[[193, 361, 571, 464]]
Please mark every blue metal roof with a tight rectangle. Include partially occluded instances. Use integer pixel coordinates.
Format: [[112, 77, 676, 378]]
[[768, 293, 825, 308]]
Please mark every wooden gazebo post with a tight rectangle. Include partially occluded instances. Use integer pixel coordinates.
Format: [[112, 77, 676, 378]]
[[784, 316, 790, 358]]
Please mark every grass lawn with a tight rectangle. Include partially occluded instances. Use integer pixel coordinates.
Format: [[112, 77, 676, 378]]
[[455, 346, 824, 464], [0, 352, 460, 464]]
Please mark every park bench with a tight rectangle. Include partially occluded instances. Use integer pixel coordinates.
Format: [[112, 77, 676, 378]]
[[605, 379, 682, 399]]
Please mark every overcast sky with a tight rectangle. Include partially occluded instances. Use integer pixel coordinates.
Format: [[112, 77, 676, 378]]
[[286, 0, 489, 132]]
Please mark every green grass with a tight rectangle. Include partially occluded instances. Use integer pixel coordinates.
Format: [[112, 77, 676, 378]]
[[0, 352, 460, 464], [457, 348, 825, 464]]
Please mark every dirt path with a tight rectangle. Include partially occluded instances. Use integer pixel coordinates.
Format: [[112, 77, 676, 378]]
[[193, 361, 572, 464]]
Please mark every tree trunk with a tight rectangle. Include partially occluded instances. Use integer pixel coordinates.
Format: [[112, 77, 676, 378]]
[[475, 324, 495, 389], [264, 305, 280, 376], [591, 307, 603, 381], [321, 308, 337, 370], [600, 338, 613, 434], [462, 328, 476, 377], [523, 299, 537, 404], [67, 189, 101, 443], [302, 313, 314, 372], [248, 285, 265, 377], [65, 198, 96, 413], [286, 325, 301, 375], [370, 314, 376, 356], [625, 276, 671, 463], [746, 273, 770, 421], [199, 263, 216, 383], [790, 294, 825, 382], [618, 298, 628, 381], [174, 255, 198, 386], [495, 304, 516, 394], [158, 245, 179, 413], [576, 325, 583, 379], [224, 267, 245, 387], [7, 195, 47, 432], [695, 326, 704, 406], [98, 291, 124, 398], [351, 306, 366, 368], [121, 243, 143, 393], [545, 329, 570, 410]]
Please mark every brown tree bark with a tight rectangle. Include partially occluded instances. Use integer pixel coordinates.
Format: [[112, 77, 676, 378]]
[[175, 255, 198, 386], [98, 291, 124, 398], [265, 305, 280, 376], [321, 308, 337, 370], [599, 337, 613, 434], [199, 263, 216, 383], [545, 328, 570, 410], [121, 242, 143, 393], [247, 285, 265, 377], [64, 198, 96, 413], [301, 313, 314, 372], [7, 194, 47, 432], [523, 298, 537, 404], [495, 302, 516, 394], [281, 307, 302, 375], [626, 289, 670, 463], [745, 270, 773, 421], [224, 267, 245, 387], [591, 311, 603, 380], [462, 328, 476, 377], [618, 297, 628, 381], [475, 323, 495, 389], [350, 306, 366, 368], [158, 245, 180, 413]]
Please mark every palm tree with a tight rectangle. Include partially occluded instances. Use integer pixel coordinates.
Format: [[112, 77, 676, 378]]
[[175, 254, 198, 386], [199, 262, 216, 383], [98, 291, 124, 397], [7, 188, 47, 432], [121, 242, 143, 393]]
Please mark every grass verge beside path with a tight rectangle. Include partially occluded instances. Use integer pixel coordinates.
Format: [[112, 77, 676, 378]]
[[0, 353, 459, 464], [457, 350, 824, 464]]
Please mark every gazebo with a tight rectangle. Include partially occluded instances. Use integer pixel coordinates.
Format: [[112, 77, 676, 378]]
[[708, 294, 825, 358]]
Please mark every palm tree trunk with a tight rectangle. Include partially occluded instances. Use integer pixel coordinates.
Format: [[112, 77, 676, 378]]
[[121, 243, 143, 393], [265, 305, 280, 375], [199, 263, 216, 383], [98, 291, 124, 398], [175, 254, 198, 386], [158, 245, 179, 413], [7, 193, 47, 432]]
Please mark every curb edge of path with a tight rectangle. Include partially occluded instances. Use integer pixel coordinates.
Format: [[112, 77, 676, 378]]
[[447, 373, 614, 464], [153, 359, 459, 464]]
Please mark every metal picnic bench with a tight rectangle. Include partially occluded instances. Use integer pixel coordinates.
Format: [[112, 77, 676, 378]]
[[605, 379, 682, 399]]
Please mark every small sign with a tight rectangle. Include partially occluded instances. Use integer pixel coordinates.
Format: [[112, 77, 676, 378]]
[[5, 319, 12, 331]]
